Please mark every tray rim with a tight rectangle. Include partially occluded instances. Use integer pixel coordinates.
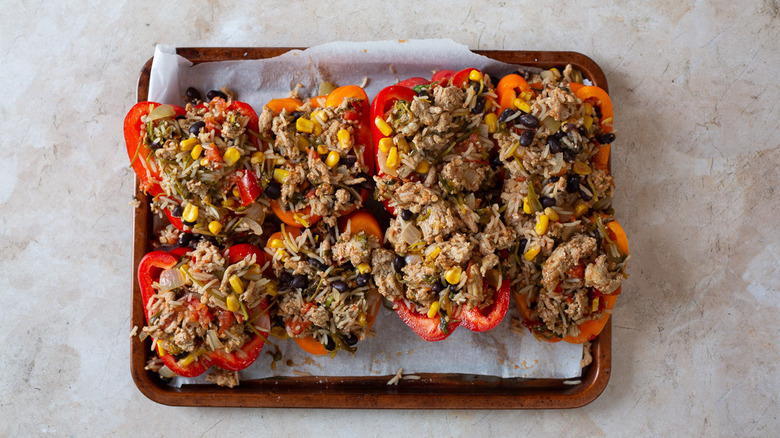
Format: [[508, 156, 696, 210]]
[[130, 47, 612, 409]]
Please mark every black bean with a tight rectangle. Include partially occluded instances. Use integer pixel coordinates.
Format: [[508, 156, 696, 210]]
[[417, 89, 431, 100], [498, 109, 516, 123], [554, 130, 567, 140], [490, 153, 503, 168], [279, 271, 293, 287], [595, 133, 616, 144], [175, 115, 186, 121], [357, 172, 374, 191], [290, 274, 308, 289], [545, 175, 560, 185], [171, 205, 184, 217], [150, 138, 163, 150], [540, 196, 556, 208], [449, 283, 458, 293], [274, 315, 285, 327], [563, 123, 577, 133], [356, 273, 370, 287], [291, 111, 304, 119], [202, 235, 218, 245], [323, 335, 336, 351], [393, 255, 406, 273], [519, 129, 536, 147], [594, 105, 603, 119], [206, 89, 227, 101], [431, 282, 445, 293], [566, 174, 581, 193], [332, 280, 349, 292], [344, 333, 359, 346], [178, 232, 192, 247], [547, 136, 562, 154], [307, 258, 327, 271], [563, 149, 576, 162], [185, 87, 202, 104], [173, 351, 188, 361], [518, 238, 528, 253], [182, 219, 196, 227], [265, 182, 282, 200], [340, 156, 357, 167], [186, 233, 202, 248], [519, 114, 540, 128], [579, 187, 593, 201], [471, 96, 485, 114], [400, 209, 413, 221], [189, 121, 205, 136], [578, 126, 589, 136]]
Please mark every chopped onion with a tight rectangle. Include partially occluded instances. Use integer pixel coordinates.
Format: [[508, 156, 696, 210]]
[[147, 104, 175, 122], [158, 365, 176, 379], [158, 268, 185, 292], [542, 116, 561, 133], [207, 329, 225, 350], [400, 222, 422, 245], [244, 203, 265, 222], [405, 254, 421, 265]]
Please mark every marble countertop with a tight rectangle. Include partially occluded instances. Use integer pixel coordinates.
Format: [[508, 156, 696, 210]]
[[2, 1, 778, 436]]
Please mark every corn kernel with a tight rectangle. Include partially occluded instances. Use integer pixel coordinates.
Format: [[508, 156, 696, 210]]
[[208, 221, 223, 235], [427, 246, 441, 261], [357, 263, 371, 274], [311, 110, 328, 124], [295, 117, 314, 133], [584, 102, 593, 116], [574, 201, 589, 218], [591, 297, 600, 313], [179, 354, 196, 367], [325, 151, 340, 168], [445, 266, 462, 285], [273, 168, 290, 183], [222, 198, 237, 208], [550, 67, 561, 77], [312, 121, 322, 136], [269, 238, 285, 249], [221, 147, 240, 166], [358, 313, 367, 327], [229, 274, 244, 295], [375, 116, 393, 136], [427, 301, 441, 319], [415, 160, 431, 174], [337, 129, 351, 149], [247, 264, 262, 276], [266, 281, 278, 297], [226, 294, 240, 312], [180, 137, 199, 151], [317, 144, 329, 155], [378, 137, 394, 153], [513, 98, 531, 113], [277, 250, 289, 261], [191, 144, 203, 160], [484, 112, 498, 133], [583, 115, 593, 132], [468, 69, 483, 82], [524, 245, 541, 261], [182, 203, 198, 223], [200, 158, 209, 167], [520, 91, 534, 101], [274, 157, 286, 166], [250, 151, 265, 164], [232, 187, 241, 198], [573, 162, 592, 175], [178, 263, 190, 277], [535, 214, 549, 235], [293, 213, 309, 227], [523, 197, 533, 214], [386, 146, 399, 169], [397, 136, 410, 153], [156, 340, 167, 357], [544, 207, 560, 222]]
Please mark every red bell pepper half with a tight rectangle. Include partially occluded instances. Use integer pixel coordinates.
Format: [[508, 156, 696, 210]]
[[124, 98, 261, 231], [459, 278, 510, 332], [392, 299, 460, 342], [138, 244, 268, 377]]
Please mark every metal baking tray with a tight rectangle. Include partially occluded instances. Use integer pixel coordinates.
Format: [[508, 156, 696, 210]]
[[130, 47, 612, 408]]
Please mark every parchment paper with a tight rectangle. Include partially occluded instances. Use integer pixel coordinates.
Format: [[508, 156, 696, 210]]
[[147, 40, 583, 383]]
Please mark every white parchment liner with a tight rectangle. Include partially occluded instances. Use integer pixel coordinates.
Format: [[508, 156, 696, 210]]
[[146, 40, 583, 384]]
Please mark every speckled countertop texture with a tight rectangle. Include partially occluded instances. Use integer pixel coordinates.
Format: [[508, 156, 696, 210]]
[[1, 1, 778, 436]]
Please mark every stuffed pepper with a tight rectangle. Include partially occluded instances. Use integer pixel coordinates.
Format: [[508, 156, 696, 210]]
[[125, 88, 266, 239], [264, 211, 383, 354], [495, 65, 629, 343], [255, 85, 374, 228], [138, 241, 273, 385], [370, 68, 512, 341]]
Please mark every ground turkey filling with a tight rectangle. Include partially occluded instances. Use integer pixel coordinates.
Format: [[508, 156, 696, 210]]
[[373, 74, 512, 322], [142, 241, 273, 364], [268, 223, 381, 352], [140, 92, 267, 237], [496, 65, 628, 339], [257, 95, 372, 227]]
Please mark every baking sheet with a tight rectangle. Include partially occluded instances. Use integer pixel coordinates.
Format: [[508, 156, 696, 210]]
[[146, 40, 583, 384]]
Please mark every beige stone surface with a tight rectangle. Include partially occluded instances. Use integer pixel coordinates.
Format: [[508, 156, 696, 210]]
[[1, 1, 778, 436]]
